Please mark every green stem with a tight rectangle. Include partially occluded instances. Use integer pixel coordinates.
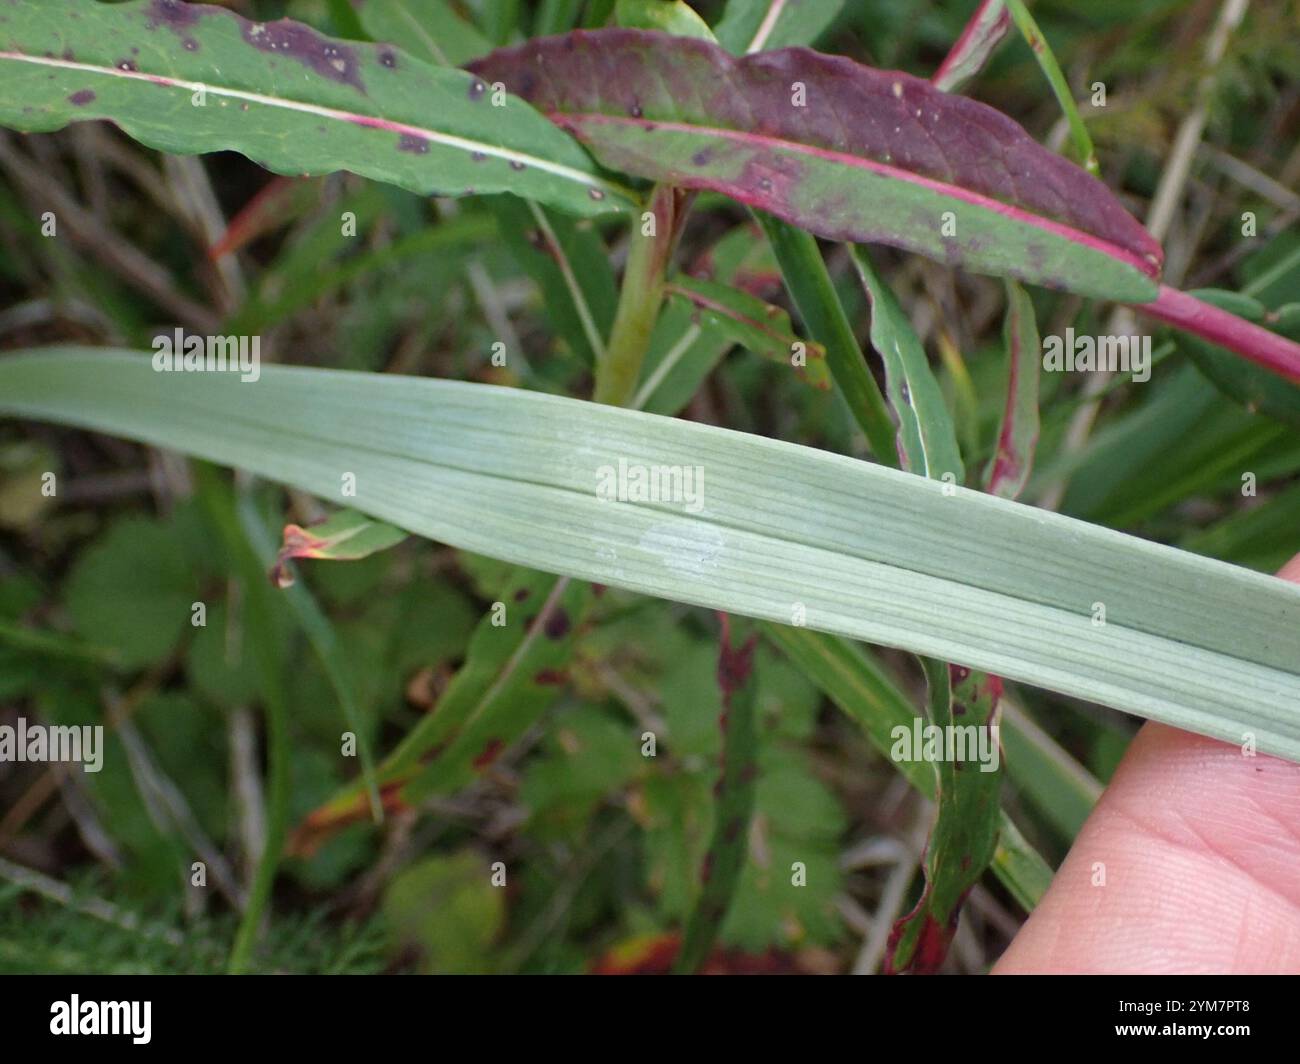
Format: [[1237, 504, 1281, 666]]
[[595, 186, 679, 406], [1003, 0, 1099, 175], [194, 464, 291, 975]]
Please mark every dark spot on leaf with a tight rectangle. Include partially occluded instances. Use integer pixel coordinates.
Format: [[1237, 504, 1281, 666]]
[[543, 608, 571, 640], [691, 149, 712, 166], [629, 102, 642, 118], [513, 588, 530, 602], [952, 701, 967, 716], [146, 0, 201, 32], [534, 668, 568, 686], [472, 738, 505, 770], [470, 150, 487, 162], [117, 59, 138, 71], [397, 133, 429, 154], [68, 90, 95, 106], [241, 19, 365, 93], [467, 79, 486, 101], [183, 37, 199, 51], [509, 160, 526, 171], [588, 188, 605, 201], [379, 49, 398, 69], [723, 818, 743, 843], [63, 48, 76, 61]]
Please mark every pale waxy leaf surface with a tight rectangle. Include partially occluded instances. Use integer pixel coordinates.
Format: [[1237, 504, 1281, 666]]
[[3, 349, 1300, 763]]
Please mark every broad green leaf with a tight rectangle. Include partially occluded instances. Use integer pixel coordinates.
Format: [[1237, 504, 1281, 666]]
[[985, 279, 1041, 498], [674, 617, 761, 973], [383, 851, 505, 973], [353, 0, 492, 67], [63, 515, 199, 670], [665, 275, 831, 390], [270, 508, 408, 588], [0, 0, 636, 216], [850, 247, 964, 481], [469, 29, 1163, 300], [5, 349, 1300, 766]]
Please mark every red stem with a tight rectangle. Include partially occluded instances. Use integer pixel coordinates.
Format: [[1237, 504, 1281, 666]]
[[1132, 285, 1300, 385]]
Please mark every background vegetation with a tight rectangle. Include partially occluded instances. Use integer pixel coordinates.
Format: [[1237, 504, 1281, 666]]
[[1, 0, 1298, 974]]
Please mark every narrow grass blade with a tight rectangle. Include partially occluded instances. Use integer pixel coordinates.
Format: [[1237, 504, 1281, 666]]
[[932, 0, 1010, 92], [714, 0, 845, 54], [760, 624, 1052, 909], [673, 616, 761, 973], [849, 247, 963, 481], [755, 214, 900, 464], [985, 280, 1041, 498], [887, 662, 1002, 973], [1002, 0, 1098, 175]]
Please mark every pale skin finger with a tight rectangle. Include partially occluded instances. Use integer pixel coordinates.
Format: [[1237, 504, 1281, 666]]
[[994, 553, 1300, 974]]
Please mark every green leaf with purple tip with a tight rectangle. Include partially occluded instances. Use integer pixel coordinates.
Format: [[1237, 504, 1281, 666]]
[[0, 0, 636, 216], [469, 28, 1163, 301]]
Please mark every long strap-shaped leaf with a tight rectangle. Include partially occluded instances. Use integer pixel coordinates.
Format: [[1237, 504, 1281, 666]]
[[0, 0, 635, 215], [468, 29, 1162, 301], [4, 349, 1300, 762]]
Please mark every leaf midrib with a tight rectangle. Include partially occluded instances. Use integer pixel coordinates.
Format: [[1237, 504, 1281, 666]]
[[0, 50, 634, 202], [548, 110, 1159, 279]]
